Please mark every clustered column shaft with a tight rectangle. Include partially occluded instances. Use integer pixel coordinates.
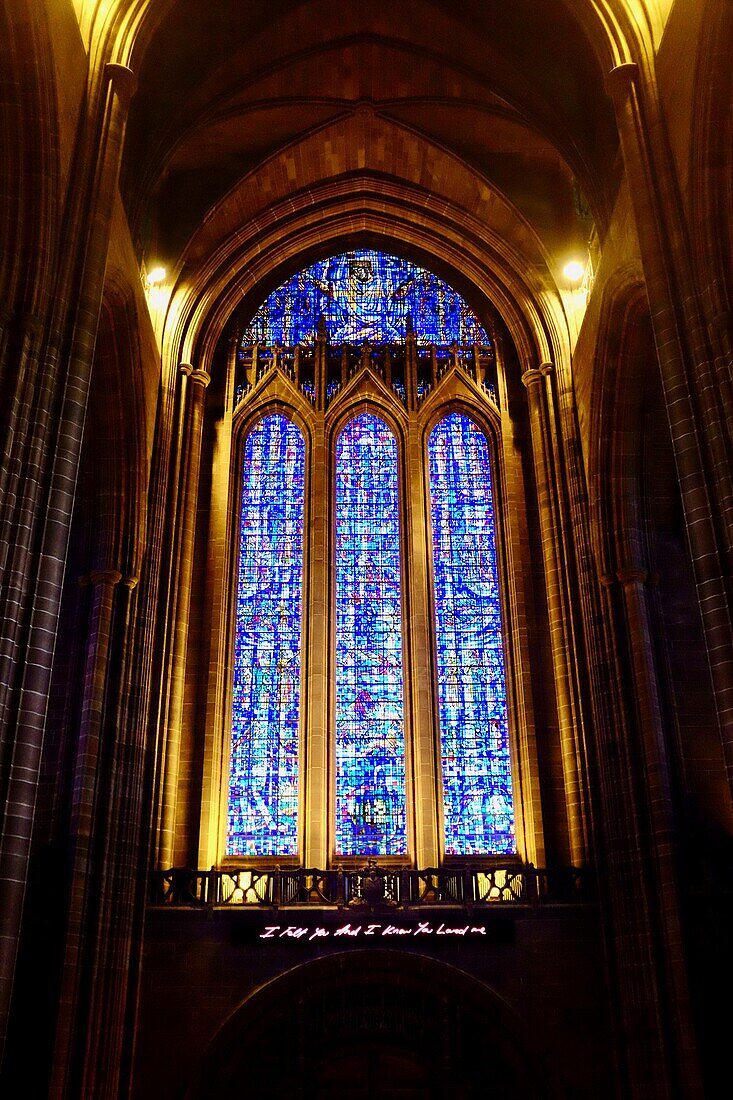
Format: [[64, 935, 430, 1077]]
[[0, 62, 136, 1062], [522, 366, 588, 866], [158, 366, 211, 869], [607, 61, 733, 800]]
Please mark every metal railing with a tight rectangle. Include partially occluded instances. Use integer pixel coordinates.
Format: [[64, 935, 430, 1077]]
[[149, 864, 592, 909]]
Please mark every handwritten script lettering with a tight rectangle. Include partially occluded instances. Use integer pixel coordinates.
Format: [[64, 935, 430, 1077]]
[[259, 921, 487, 942]]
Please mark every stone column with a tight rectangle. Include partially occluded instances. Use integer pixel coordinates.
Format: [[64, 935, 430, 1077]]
[[198, 337, 236, 868], [0, 62, 136, 1059], [78, 574, 146, 1100], [607, 61, 733, 799], [151, 362, 192, 858], [596, 566, 703, 1099], [158, 367, 210, 868], [304, 423, 330, 867], [0, 312, 44, 563], [522, 366, 587, 865], [495, 332, 545, 865], [614, 566, 700, 1097], [50, 568, 122, 1098], [405, 423, 440, 867]]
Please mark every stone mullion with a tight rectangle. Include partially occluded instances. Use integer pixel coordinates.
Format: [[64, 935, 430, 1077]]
[[405, 330, 417, 411], [158, 368, 210, 869], [615, 566, 701, 1097], [304, 424, 329, 867], [198, 337, 237, 868], [0, 62, 136, 1058], [607, 62, 733, 796], [50, 568, 121, 1099], [522, 368, 587, 865], [315, 327, 327, 411], [405, 422, 439, 868]]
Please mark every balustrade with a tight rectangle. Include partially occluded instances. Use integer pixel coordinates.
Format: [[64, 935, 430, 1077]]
[[150, 864, 592, 909]]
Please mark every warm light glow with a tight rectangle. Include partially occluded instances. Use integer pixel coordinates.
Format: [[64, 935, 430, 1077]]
[[563, 259, 585, 283], [146, 265, 167, 286]]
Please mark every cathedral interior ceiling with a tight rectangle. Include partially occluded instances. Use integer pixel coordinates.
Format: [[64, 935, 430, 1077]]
[[91, 0, 635, 349]]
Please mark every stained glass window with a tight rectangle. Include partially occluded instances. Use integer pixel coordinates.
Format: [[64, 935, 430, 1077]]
[[429, 413, 515, 855], [335, 414, 407, 855], [244, 250, 489, 347], [227, 415, 305, 856]]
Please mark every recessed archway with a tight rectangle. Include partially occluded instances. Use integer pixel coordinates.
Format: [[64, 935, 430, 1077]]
[[186, 950, 556, 1100]]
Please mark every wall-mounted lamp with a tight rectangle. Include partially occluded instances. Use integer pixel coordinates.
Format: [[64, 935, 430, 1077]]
[[146, 265, 167, 287], [562, 259, 585, 284]]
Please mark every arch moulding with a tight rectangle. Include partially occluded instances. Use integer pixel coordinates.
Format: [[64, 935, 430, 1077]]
[[161, 180, 567, 389]]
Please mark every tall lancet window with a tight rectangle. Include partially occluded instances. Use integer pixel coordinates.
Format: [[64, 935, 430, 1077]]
[[429, 413, 515, 855], [334, 414, 407, 855], [227, 415, 305, 856], [223, 250, 521, 868]]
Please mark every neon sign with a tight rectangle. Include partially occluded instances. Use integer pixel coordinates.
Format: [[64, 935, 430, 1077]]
[[259, 920, 489, 942]]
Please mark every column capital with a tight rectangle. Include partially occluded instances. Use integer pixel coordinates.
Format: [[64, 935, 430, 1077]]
[[89, 568, 123, 588], [189, 368, 211, 389], [178, 361, 194, 378], [616, 566, 649, 587], [521, 367, 544, 390], [104, 64, 137, 107], [605, 62, 638, 107], [539, 362, 555, 378], [122, 575, 139, 591]]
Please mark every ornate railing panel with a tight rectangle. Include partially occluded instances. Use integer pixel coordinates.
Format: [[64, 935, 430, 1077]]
[[149, 864, 593, 909]]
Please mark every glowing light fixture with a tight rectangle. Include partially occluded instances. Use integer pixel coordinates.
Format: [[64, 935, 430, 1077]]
[[146, 265, 167, 286], [563, 259, 585, 283]]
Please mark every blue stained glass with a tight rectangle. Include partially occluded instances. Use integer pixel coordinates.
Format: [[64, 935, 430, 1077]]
[[244, 250, 489, 347], [227, 415, 305, 855], [429, 414, 515, 855], [335, 414, 407, 855]]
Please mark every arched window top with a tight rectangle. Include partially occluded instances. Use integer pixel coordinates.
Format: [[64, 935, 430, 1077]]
[[243, 250, 489, 347]]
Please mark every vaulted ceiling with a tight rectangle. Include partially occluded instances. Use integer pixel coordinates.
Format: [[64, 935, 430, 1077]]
[[95, 0, 635, 362]]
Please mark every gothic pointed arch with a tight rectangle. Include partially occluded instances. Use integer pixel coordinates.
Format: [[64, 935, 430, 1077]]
[[186, 950, 556, 1100]]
